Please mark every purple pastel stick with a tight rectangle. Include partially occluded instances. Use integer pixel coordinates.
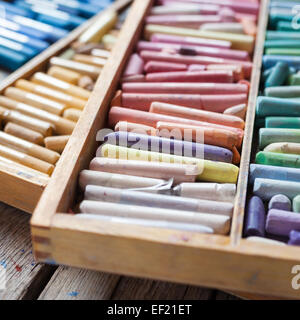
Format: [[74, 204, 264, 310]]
[[268, 194, 292, 211], [288, 230, 300, 246], [244, 196, 266, 237], [103, 131, 233, 163], [266, 209, 300, 237]]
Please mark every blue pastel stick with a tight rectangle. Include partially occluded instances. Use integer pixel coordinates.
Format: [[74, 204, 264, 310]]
[[0, 17, 49, 41], [0, 0, 34, 18], [0, 27, 48, 53], [6, 14, 67, 42], [250, 164, 300, 185], [288, 230, 300, 246], [263, 55, 300, 70], [52, 0, 103, 18], [0, 46, 27, 71], [0, 36, 35, 59]]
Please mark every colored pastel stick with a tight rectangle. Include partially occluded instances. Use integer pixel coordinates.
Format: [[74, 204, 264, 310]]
[[145, 70, 234, 83], [288, 73, 300, 85], [103, 131, 233, 163], [266, 31, 300, 41], [7, 14, 67, 42], [150, 4, 219, 16], [79, 170, 166, 190], [0, 0, 33, 18], [264, 143, 300, 155], [77, 214, 214, 234], [90, 157, 199, 184], [263, 55, 300, 70], [139, 50, 253, 78], [144, 61, 188, 73], [115, 121, 156, 136], [137, 40, 250, 61], [268, 194, 291, 211], [256, 97, 300, 117], [150, 33, 232, 49], [266, 48, 300, 56], [52, 0, 102, 18], [249, 164, 300, 184], [0, 27, 48, 53], [108, 107, 244, 146], [99, 144, 239, 183], [265, 62, 289, 88], [223, 103, 247, 120], [120, 93, 248, 113], [288, 230, 300, 246], [122, 82, 249, 95], [293, 195, 300, 213], [244, 196, 266, 237], [265, 86, 300, 98], [206, 64, 244, 81], [0, 46, 27, 70], [144, 24, 255, 52], [150, 101, 245, 129], [259, 128, 300, 149], [266, 209, 300, 237], [256, 151, 300, 169], [253, 178, 300, 201], [173, 183, 236, 203], [265, 117, 300, 129], [79, 201, 231, 234], [123, 54, 144, 77], [264, 40, 300, 49], [84, 185, 234, 216]]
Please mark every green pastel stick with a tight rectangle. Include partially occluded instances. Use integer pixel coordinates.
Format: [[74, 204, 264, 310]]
[[259, 128, 300, 149], [265, 86, 300, 98], [265, 40, 300, 49], [256, 97, 300, 117], [265, 62, 289, 87], [288, 74, 300, 85], [266, 117, 300, 129], [266, 48, 300, 56], [256, 151, 300, 169], [293, 195, 300, 213]]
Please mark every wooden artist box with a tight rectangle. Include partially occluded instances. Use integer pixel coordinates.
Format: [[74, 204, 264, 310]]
[[0, 0, 132, 213], [27, 0, 300, 299]]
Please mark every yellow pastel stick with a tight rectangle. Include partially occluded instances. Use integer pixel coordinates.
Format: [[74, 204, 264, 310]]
[[144, 24, 255, 52], [79, 10, 117, 43], [99, 144, 239, 184]]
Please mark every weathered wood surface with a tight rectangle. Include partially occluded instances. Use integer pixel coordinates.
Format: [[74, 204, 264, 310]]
[[0, 202, 237, 300]]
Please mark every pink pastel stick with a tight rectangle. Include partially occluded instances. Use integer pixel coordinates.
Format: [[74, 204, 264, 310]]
[[137, 41, 250, 61], [145, 15, 224, 29], [188, 64, 206, 71], [121, 92, 248, 113], [158, 0, 259, 16], [144, 61, 188, 73], [139, 50, 252, 78], [123, 53, 144, 77], [122, 82, 248, 95], [121, 75, 145, 83], [150, 4, 219, 16], [145, 70, 234, 83], [151, 33, 231, 49]]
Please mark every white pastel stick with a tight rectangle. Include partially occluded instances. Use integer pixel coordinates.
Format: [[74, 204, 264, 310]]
[[84, 185, 233, 216], [76, 214, 214, 234], [79, 201, 231, 235]]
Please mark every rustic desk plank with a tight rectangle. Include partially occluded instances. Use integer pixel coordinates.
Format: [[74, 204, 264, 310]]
[[0, 203, 55, 300]]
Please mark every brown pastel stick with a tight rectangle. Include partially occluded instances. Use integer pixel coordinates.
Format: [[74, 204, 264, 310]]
[[0, 131, 60, 164], [44, 135, 70, 153], [0, 96, 75, 135], [72, 41, 106, 54], [73, 54, 107, 68], [63, 108, 82, 122], [4, 122, 44, 146], [0, 144, 54, 175], [0, 106, 53, 136], [48, 66, 81, 85]]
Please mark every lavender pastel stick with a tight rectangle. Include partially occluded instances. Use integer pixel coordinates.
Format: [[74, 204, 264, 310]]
[[249, 164, 300, 184], [266, 209, 300, 237], [253, 178, 300, 201], [268, 194, 291, 211], [104, 131, 233, 163], [288, 230, 300, 246], [244, 196, 266, 237]]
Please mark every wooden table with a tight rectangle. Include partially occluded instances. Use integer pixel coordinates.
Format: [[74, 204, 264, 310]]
[[0, 203, 239, 300]]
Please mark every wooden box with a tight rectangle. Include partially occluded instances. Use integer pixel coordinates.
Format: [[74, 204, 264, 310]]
[[31, 0, 300, 299], [0, 0, 132, 213]]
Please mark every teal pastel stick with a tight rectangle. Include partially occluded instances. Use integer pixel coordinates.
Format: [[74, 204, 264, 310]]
[[256, 96, 300, 117], [0, 46, 27, 70], [265, 86, 300, 98], [259, 128, 300, 149], [276, 21, 299, 31], [265, 40, 300, 49], [266, 31, 300, 41], [253, 178, 300, 201], [262, 67, 274, 83], [256, 151, 300, 169], [265, 62, 289, 87], [266, 117, 300, 129]]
